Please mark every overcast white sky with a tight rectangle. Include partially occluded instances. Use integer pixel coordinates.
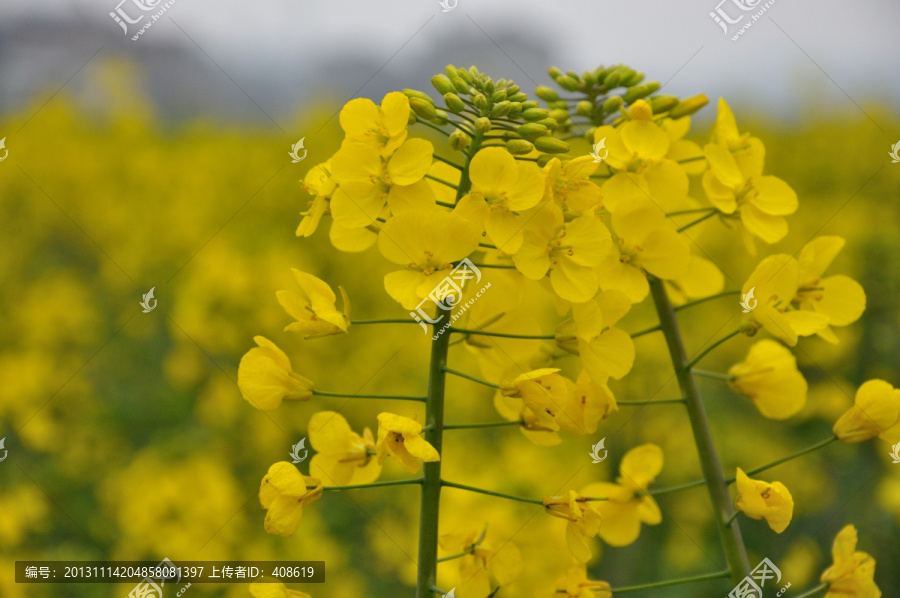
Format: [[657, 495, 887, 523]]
[[3, 0, 899, 125]]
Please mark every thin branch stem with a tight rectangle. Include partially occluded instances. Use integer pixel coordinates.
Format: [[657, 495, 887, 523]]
[[630, 324, 662, 338], [610, 570, 731, 594], [666, 207, 717, 216], [431, 154, 464, 170], [424, 174, 459, 190], [673, 290, 741, 312], [792, 583, 829, 598], [415, 120, 451, 137], [686, 330, 741, 370], [312, 390, 426, 402], [351, 318, 421, 325], [618, 398, 686, 405], [442, 367, 501, 389], [323, 479, 423, 491], [725, 436, 839, 483], [650, 478, 707, 496], [677, 209, 718, 232], [692, 369, 735, 381], [449, 327, 555, 340], [441, 480, 544, 506]]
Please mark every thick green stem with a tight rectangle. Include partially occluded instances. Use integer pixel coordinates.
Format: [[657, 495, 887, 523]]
[[416, 307, 452, 598], [649, 277, 750, 585]]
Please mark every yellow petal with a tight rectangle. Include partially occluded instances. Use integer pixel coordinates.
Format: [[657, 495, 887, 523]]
[[620, 120, 669, 160], [329, 220, 377, 252], [404, 434, 441, 463], [579, 328, 635, 381], [798, 236, 845, 280], [264, 495, 305, 537], [751, 176, 798, 215], [380, 91, 411, 137], [339, 97, 379, 137], [639, 228, 691, 280], [619, 443, 663, 489], [814, 275, 866, 327], [704, 143, 744, 188], [469, 147, 518, 193], [387, 138, 434, 185], [265, 461, 308, 497]]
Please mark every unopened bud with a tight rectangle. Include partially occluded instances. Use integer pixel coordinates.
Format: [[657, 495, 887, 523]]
[[449, 129, 471, 151], [432, 75, 455, 96], [520, 100, 539, 111], [603, 69, 622, 89], [535, 85, 559, 102], [669, 94, 709, 119], [491, 101, 511, 118], [517, 122, 549, 139], [628, 99, 653, 121], [507, 84, 520, 95], [492, 89, 507, 103], [443, 92, 466, 114], [452, 77, 470, 94], [534, 136, 570, 154], [548, 66, 563, 79], [409, 97, 437, 121], [473, 93, 489, 112], [576, 100, 593, 117], [522, 107, 549, 122], [623, 81, 660, 104], [506, 139, 535, 155], [507, 103, 523, 119], [650, 94, 679, 114], [404, 89, 433, 104], [584, 127, 596, 142], [508, 92, 528, 103], [582, 71, 597, 87], [536, 153, 556, 167], [557, 75, 580, 92], [433, 109, 449, 126], [474, 117, 492, 135], [622, 70, 645, 87], [536, 117, 558, 129], [549, 108, 569, 122], [456, 68, 472, 84], [602, 96, 623, 113]]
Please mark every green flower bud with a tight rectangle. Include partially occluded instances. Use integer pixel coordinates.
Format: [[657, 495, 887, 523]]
[[445, 65, 458, 79], [473, 93, 489, 113], [507, 103, 523, 119], [491, 101, 511, 118], [456, 68, 472, 84], [602, 96, 624, 113], [434, 109, 449, 126], [537, 153, 556, 167], [432, 74, 456, 96], [576, 100, 593, 117], [548, 66, 563, 79], [535, 118, 558, 129], [506, 139, 534, 155], [407, 111, 418, 126], [497, 78, 507, 88], [475, 117, 492, 135], [604, 69, 622, 89], [449, 129, 471, 151], [549, 108, 570, 122], [534, 136, 570, 154], [468, 66, 480, 79], [548, 100, 568, 111], [492, 89, 507, 103], [584, 127, 596, 142], [623, 81, 660, 104], [582, 71, 597, 87], [485, 80, 495, 94], [650, 94, 680, 114], [517, 122, 549, 139], [443, 93, 466, 114], [557, 75, 580, 92], [508, 92, 528, 103], [404, 89, 433, 104], [520, 100, 539, 111], [409, 97, 437, 121], [535, 85, 559, 102], [522, 107, 549, 122], [622, 70, 645, 87], [452, 77, 470, 94], [669, 94, 710, 119], [507, 84, 520, 95]]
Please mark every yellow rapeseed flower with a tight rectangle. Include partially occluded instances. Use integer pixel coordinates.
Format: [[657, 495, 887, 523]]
[[339, 91, 410, 156], [238, 336, 313, 410], [556, 290, 635, 381], [259, 462, 322, 537], [542, 156, 604, 211], [439, 527, 522, 596], [308, 411, 381, 486], [513, 204, 612, 302], [500, 368, 569, 431], [585, 443, 664, 547], [733, 467, 793, 533], [296, 161, 335, 237], [557, 370, 618, 436], [456, 147, 546, 253], [728, 340, 808, 420], [794, 236, 866, 343], [375, 413, 440, 473], [820, 525, 881, 598], [833, 379, 900, 444], [543, 490, 604, 563], [596, 198, 690, 303], [276, 269, 350, 338], [554, 562, 612, 598], [377, 209, 481, 309]]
